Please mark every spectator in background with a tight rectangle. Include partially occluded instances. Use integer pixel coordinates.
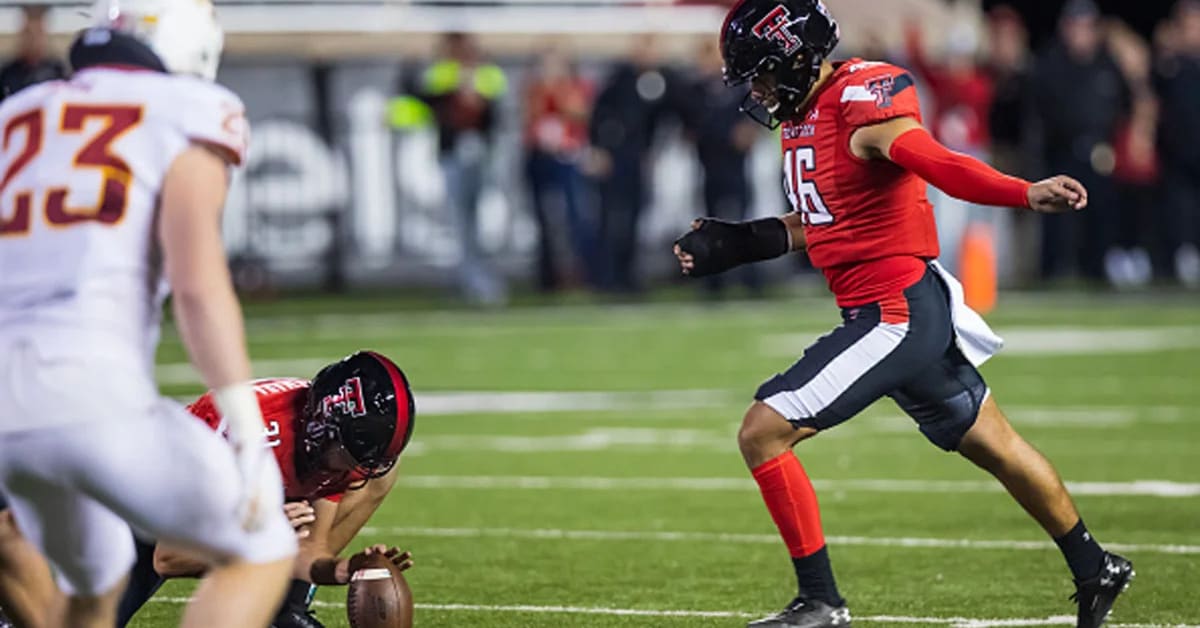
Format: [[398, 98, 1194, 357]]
[[904, 20, 992, 155], [1154, 0, 1200, 287], [589, 35, 673, 294], [681, 39, 763, 299], [417, 33, 508, 306], [0, 6, 66, 101], [1106, 21, 1158, 288], [523, 47, 597, 292], [904, 19, 992, 275], [986, 7, 1040, 280], [857, 28, 893, 64], [1028, 0, 1126, 280], [986, 6, 1033, 176]]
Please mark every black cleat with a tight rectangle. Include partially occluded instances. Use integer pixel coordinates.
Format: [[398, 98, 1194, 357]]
[[747, 597, 852, 628], [272, 606, 325, 628], [1071, 552, 1134, 628]]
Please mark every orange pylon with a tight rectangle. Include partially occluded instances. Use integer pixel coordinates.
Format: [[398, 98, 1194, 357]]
[[960, 222, 997, 314]]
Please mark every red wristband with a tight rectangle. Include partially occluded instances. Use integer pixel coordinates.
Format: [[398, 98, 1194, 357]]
[[888, 128, 1031, 209]]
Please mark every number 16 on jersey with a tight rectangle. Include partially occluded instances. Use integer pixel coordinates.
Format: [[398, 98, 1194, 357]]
[[784, 146, 833, 226]]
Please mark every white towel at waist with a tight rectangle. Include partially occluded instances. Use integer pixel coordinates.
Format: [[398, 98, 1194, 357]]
[[929, 260, 1004, 367]]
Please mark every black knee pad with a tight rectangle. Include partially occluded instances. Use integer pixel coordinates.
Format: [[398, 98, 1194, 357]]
[[891, 360, 988, 452]]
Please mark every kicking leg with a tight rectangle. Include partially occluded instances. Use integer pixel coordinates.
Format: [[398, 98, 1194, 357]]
[[958, 395, 1082, 539], [958, 395, 1133, 628]]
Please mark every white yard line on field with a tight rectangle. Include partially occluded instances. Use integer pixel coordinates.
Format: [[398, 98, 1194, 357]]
[[156, 359, 1187, 425], [764, 326, 1200, 358], [412, 389, 732, 415], [146, 598, 1194, 627], [359, 525, 1200, 556], [401, 475, 1200, 498]]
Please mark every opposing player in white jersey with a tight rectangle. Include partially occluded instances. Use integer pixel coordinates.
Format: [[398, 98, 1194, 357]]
[[0, 1, 296, 627]]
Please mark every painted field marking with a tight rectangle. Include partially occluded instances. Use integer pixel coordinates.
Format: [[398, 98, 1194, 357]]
[[146, 598, 1195, 627], [407, 402, 1183, 453], [360, 525, 1200, 556], [401, 475, 1200, 498], [156, 355, 1188, 426], [411, 389, 732, 415]]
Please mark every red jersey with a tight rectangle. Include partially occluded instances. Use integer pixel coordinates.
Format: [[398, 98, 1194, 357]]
[[781, 58, 940, 307], [187, 378, 355, 502]]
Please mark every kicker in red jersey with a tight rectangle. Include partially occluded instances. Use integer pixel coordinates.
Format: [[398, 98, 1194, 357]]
[[780, 58, 940, 307], [187, 378, 362, 502]]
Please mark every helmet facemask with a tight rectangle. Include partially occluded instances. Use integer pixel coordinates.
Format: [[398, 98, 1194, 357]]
[[727, 51, 820, 129], [295, 421, 359, 496], [299, 395, 400, 485]]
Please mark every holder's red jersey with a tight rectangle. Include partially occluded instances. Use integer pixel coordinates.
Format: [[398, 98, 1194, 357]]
[[781, 58, 940, 306], [187, 378, 355, 503]]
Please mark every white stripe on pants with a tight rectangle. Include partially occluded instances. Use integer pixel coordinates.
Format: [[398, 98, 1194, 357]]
[[763, 322, 909, 422]]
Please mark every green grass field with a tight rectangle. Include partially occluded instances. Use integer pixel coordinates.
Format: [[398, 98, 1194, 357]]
[[134, 290, 1199, 627]]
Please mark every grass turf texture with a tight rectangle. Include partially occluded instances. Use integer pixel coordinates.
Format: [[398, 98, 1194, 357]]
[[134, 292, 1199, 627]]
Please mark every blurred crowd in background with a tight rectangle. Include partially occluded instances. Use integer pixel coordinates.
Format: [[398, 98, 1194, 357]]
[[3, 0, 1199, 304]]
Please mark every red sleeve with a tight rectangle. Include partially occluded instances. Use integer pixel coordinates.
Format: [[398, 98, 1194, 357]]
[[840, 66, 923, 128], [888, 127, 1031, 209]]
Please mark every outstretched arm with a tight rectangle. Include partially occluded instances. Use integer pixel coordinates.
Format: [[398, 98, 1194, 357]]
[[327, 465, 401, 554], [849, 116, 1088, 213]]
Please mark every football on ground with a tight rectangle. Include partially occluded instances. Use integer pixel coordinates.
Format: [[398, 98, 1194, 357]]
[[347, 553, 413, 628]]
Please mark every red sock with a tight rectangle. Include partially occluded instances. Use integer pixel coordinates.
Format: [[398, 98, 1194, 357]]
[[751, 451, 826, 558]]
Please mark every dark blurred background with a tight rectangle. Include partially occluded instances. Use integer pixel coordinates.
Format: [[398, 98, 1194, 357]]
[[3, 0, 1198, 306]]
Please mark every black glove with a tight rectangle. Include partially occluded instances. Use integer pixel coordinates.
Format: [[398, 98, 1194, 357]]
[[674, 217, 790, 278]]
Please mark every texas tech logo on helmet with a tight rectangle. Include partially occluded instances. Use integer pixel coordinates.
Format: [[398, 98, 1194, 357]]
[[752, 5, 804, 55], [321, 377, 367, 418]]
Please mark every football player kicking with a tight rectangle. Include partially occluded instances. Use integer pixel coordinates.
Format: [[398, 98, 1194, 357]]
[[0, 351, 417, 628], [0, 1, 297, 627], [673, 2, 1132, 627]]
